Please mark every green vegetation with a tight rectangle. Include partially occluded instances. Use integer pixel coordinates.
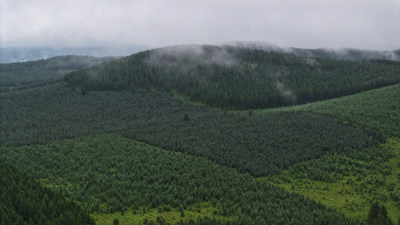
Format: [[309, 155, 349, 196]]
[[299, 83, 400, 137], [0, 133, 362, 225], [256, 84, 400, 223], [0, 55, 114, 87], [2, 47, 399, 224], [250, 83, 400, 137], [0, 160, 94, 225], [92, 202, 227, 225], [0, 82, 382, 176], [266, 137, 400, 223], [367, 203, 393, 225], [65, 45, 400, 109]]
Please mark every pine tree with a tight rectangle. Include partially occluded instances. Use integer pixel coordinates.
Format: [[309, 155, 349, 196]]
[[367, 203, 393, 225], [368, 203, 380, 225]]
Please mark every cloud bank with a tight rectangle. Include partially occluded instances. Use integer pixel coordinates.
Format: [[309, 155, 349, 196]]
[[1, 0, 399, 50]]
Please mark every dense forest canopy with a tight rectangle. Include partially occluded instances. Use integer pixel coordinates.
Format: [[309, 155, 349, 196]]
[[0, 55, 115, 87], [299, 83, 400, 137], [0, 160, 94, 225], [65, 45, 400, 109], [0, 134, 363, 225], [2, 43, 400, 224], [0, 82, 383, 176]]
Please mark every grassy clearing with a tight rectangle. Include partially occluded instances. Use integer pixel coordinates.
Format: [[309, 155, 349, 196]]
[[92, 202, 230, 225], [264, 137, 400, 223]]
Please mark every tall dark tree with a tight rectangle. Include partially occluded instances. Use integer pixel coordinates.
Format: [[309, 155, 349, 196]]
[[367, 203, 393, 225]]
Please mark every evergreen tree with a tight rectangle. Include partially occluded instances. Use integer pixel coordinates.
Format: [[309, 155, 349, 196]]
[[184, 113, 189, 121], [367, 203, 393, 225], [368, 203, 380, 224]]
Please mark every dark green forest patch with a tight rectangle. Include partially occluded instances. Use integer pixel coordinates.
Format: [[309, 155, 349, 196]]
[[0, 82, 383, 176], [0, 134, 363, 225], [0, 160, 94, 225], [65, 45, 400, 109], [253, 83, 400, 137], [299, 83, 400, 137]]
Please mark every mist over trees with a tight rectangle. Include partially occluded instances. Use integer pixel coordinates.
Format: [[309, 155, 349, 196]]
[[227, 41, 400, 61], [0, 55, 115, 88], [65, 45, 400, 109]]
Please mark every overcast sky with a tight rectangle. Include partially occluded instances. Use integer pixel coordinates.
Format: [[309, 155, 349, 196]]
[[1, 0, 399, 50]]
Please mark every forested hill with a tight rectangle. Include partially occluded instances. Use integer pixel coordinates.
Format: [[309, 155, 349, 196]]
[[0, 55, 115, 87], [227, 41, 400, 61], [65, 45, 400, 109]]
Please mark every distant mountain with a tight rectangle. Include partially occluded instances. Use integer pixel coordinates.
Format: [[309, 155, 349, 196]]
[[0, 45, 148, 63], [0, 55, 115, 87], [225, 41, 400, 61]]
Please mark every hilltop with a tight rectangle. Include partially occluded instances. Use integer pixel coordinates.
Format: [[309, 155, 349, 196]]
[[65, 45, 400, 109]]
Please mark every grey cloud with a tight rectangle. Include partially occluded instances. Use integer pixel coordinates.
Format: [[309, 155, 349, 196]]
[[1, 0, 399, 50], [145, 45, 237, 67]]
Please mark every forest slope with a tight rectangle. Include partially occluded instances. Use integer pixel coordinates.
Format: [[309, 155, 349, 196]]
[[0, 55, 114, 87], [65, 45, 400, 109], [0, 82, 383, 176], [0, 160, 94, 225], [253, 83, 400, 137], [299, 83, 400, 137], [250, 83, 400, 223], [0, 133, 363, 225]]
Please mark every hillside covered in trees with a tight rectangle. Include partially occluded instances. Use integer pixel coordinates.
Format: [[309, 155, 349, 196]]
[[258, 83, 400, 223], [0, 134, 364, 225], [0, 55, 114, 88], [0, 160, 94, 225], [0, 82, 383, 176], [65, 45, 400, 109], [2, 44, 400, 224]]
